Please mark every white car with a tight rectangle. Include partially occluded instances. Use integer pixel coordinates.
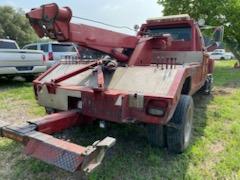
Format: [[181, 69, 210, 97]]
[[0, 39, 47, 81], [23, 42, 80, 68], [209, 52, 234, 60], [209, 52, 226, 60], [213, 49, 225, 53], [225, 52, 235, 59]]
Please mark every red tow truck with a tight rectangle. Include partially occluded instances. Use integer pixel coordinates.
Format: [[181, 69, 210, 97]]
[[0, 3, 222, 174]]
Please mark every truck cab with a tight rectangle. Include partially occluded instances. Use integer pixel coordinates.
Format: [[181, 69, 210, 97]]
[[147, 15, 206, 62]]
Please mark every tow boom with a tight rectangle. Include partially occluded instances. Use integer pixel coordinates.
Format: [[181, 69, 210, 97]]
[[26, 3, 138, 62]]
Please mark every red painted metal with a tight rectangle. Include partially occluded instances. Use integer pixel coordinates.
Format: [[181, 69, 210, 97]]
[[33, 63, 61, 98], [1, 3, 218, 174], [33, 110, 82, 134], [24, 131, 86, 172], [96, 65, 104, 89], [26, 3, 138, 61], [0, 112, 115, 173], [208, 58, 214, 74], [25, 3, 216, 126], [53, 61, 98, 84]]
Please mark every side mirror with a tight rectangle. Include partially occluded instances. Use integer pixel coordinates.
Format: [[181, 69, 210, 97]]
[[213, 26, 224, 42]]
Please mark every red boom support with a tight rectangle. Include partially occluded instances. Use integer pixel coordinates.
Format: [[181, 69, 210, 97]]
[[26, 3, 138, 62]]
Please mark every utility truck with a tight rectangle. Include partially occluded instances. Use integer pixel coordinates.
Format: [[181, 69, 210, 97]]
[[0, 3, 223, 174]]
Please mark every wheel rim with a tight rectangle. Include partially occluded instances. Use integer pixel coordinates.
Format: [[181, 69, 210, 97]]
[[184, 103, 193, 147]]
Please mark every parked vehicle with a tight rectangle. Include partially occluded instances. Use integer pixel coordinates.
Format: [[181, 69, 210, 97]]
[[209, 51, 234, 60], [0, 4, 223, 175], [23, 42, 80, 68], [209, 49, 235, 60], [213, 49, 225, 53], [210, 52, 227, 60], [225, 52, 235, 59], [0, 39, 47, 81]]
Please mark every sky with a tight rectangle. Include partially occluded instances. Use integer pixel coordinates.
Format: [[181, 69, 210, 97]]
[[0, 0, 163, 35]]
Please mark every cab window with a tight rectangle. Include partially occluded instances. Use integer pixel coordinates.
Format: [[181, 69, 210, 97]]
[[148, 26, 192, 41], [0, 41, 18, 49], [25, 45, 37, 50], [40, 44, 49, 52]]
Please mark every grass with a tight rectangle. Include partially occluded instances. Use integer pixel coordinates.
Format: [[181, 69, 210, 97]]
[[0, 60, 239, 179], [0, 79, 45, 116]]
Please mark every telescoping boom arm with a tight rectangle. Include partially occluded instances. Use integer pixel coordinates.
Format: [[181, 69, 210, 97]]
[[26, 3, 138, 62]]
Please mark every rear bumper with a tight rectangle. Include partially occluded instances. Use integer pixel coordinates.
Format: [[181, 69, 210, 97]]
[[35, 84, 175, 125], [0, 66, 47, 75]]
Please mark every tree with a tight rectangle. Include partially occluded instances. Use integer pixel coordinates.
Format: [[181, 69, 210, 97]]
[[0, 6, 38, 47], [158, 0, 240, 61]]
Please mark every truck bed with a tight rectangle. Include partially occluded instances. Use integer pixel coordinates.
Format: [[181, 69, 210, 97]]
[[39, 63, 184, 96]]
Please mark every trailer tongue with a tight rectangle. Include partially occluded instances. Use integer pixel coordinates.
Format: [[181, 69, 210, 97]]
[[0, 111, 115, 173]]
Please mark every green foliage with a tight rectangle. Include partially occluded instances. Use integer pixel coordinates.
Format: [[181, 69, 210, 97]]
[[0, 6, 38, 47], [158, 0, 240, 60]]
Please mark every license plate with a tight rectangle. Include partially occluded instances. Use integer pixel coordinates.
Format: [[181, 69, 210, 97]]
[[16, 66, 33, 71]]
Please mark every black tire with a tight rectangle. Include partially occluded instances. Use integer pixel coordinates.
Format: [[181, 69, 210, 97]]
[[166, 95, 194, 153], [6, 76, 15, 81], [146, 124, 165, 147], [220, 57, 225, 60]]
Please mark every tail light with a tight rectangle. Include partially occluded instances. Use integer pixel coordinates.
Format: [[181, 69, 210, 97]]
[[48, 52, 54, 61], [42, 54, 46, 62], [146, 100, 168, 117]]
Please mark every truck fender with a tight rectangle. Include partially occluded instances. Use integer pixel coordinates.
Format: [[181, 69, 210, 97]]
[[208, 59, 214, 74], [181, 76, 192, 95]]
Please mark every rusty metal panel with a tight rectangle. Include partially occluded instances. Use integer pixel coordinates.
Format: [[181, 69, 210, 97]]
[[81, 91, 124, 122], [40, 64, 87, 83], [152, 51, 203, 64], [108, 67, 178, 96], [96, 137, 116, 148], [25, 131, 86, 172], [37, 86, 82, 111], [61, 69, 96, 87], [129, 93, 144, 108], [0, 113, 116, 173]]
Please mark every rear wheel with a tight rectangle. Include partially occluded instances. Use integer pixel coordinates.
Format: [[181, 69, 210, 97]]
[[166, 95, 194, 153], [6, 76, 15, 81]]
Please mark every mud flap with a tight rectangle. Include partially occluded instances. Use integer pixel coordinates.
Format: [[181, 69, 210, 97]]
[[0, 112, 116, 174]]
